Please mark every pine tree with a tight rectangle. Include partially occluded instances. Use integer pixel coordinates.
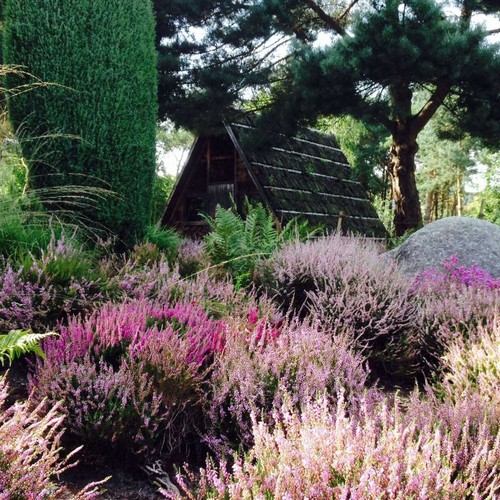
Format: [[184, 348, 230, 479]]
[[3, 0, 158, 247], [155, 0, 500, 235]]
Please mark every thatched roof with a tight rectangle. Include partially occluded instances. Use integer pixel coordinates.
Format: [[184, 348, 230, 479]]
[[225, 117, 387, 238], [162, 115, 388, 239]]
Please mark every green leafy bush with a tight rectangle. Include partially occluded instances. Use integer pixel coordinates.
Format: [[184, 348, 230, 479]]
[[143, 225, 183, 262]]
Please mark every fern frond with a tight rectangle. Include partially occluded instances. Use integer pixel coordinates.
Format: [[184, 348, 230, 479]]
[[203, 205, 244, 264], [281, 217, 324, 243], [0, 330, 57, 366]]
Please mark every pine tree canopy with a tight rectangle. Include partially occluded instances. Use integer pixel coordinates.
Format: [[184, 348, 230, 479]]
[[155, 0, 499, 234]]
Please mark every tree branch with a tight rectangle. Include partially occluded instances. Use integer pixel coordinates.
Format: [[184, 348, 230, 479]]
[[487, 28, 500, 36], [304, 0, 346, 37], [412, 80, 452, 136], [338, 0, 361, 23]]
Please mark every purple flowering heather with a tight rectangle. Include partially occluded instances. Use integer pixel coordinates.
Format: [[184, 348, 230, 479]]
[[413, 256, 499, 372], [0, 264, 53, 331], [31, 299, 227, 459], [265, 234, 422, 379], [205, 320, 369, 456], [0, 231, 103, 331], [178, 239, 207, 277]]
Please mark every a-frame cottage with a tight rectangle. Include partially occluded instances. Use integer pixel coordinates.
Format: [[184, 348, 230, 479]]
[[161, 117, 387, 239]]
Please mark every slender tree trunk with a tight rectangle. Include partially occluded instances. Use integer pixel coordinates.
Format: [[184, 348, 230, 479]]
[[432, 192, 439, 221], [424, 190, 433, 224], [456, 171, 463, 216], [387, 134, 422, 236]]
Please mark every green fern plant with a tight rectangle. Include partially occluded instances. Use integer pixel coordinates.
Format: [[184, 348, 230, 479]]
[[0, 330, 56, 366], [203, 200, 322, 287]]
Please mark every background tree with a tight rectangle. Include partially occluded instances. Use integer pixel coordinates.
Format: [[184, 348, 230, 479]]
[[320, 116, 389, 198], [3, 0, 158, 247], [470, 148, 500, 224], [154, 0, 500, 235]]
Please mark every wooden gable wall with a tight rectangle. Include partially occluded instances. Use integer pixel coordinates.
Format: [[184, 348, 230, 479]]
[[162, 132, 259, 237]]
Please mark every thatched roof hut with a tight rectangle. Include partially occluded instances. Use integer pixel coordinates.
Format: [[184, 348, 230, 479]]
[[161, 116, 387, 239]]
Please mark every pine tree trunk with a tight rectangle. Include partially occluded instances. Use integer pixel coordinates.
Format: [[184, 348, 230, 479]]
[[388, 136, 422, 236]]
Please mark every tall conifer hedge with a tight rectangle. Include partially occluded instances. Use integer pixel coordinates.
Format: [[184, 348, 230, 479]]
[[3, 0, 157, 246]]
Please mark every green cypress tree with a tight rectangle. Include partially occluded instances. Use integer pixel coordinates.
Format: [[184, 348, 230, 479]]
[[3, 0, 157, 247]]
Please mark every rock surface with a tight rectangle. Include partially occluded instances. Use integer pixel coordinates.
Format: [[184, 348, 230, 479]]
[[386, 217, 500, 278]]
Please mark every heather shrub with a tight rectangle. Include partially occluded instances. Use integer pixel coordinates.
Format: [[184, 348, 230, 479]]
[[420, 319, 500, 429], [31, 299, 226, 459], [130, 242, 164, 267], [175, 394, 500, 499], [178, 239, 208, 277], [413, 256, 499, 371], [0, 233, 103, 330], [205, 320, 369, 456], [105, 252, 273, 323], [263, 234, 422, 379], [0, 264, 54, 331], [0, 375, 105, 499], [20, 230, 99, 287]]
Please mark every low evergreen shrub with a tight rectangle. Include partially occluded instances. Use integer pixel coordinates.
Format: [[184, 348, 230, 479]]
[[175, 393, 500, 499], [413, 256, 500, 372], [0, 232, 104, 331], [0, 375, 106, 498], [205, 319, 369, 456]]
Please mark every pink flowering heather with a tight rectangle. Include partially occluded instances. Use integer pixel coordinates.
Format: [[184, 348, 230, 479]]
[[205, 320, 369, 456], [264, 234, 422, 379], [173, 393, 500, 499], [414, 255, 500, 290], [31, 299, 226, 459], [0, 375, 106, 499], [413, 256, 499, 372]]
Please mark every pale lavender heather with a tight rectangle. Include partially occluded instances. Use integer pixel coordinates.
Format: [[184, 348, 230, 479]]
[[266, 234, 422, 378], [173, 392, 500, 499], [0, 375, 106, 498], [205, 319, 370, 456]]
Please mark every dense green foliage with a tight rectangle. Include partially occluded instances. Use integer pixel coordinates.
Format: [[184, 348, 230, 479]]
[[151, 174, 176, 224], [143, 224, 183, 262], [3, 0, 158, 247]]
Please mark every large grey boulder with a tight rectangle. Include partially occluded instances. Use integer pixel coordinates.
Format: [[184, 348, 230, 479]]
[[386, 216, 500, 278]]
